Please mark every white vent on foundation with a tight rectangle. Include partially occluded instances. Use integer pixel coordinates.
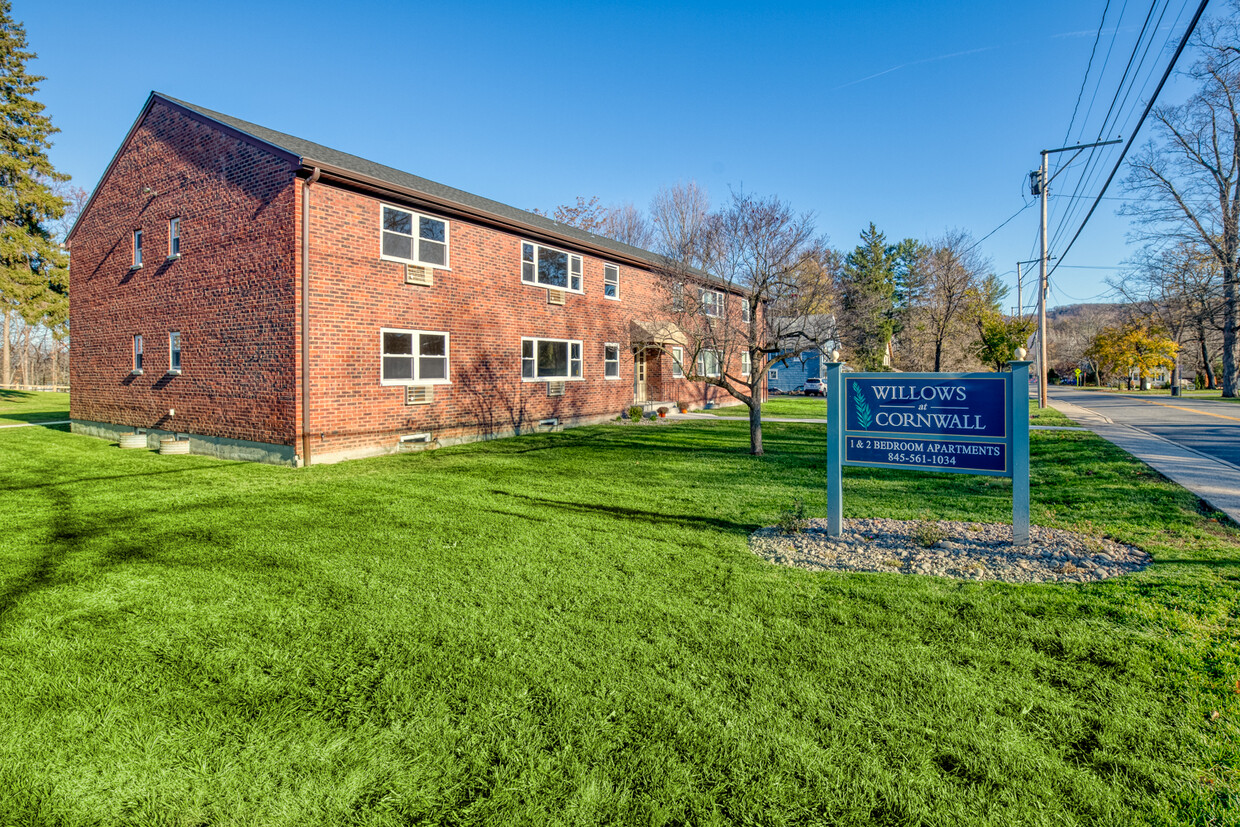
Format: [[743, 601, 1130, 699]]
[[538, 418, 558, 431], [400, 433, 432, 444], [405, 264, 433, 286], [405, 385, 434, 405], [546, 288, 566, 305], [547, 381, 566, 397]]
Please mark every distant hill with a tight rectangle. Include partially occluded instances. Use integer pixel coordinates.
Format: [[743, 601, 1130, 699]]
[[1046, 303, 1124, 322]]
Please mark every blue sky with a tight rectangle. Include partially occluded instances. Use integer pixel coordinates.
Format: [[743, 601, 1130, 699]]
[[24, 0, 1206, 310]]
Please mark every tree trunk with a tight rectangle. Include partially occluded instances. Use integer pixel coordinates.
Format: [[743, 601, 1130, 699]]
[[20, 324, 29, 387], [1222, 260, 1238, 398], [748, 401, 763, 456], [1200, 333, 1216, 390], [933, 340, 942, 372], [1, 306, 9, 387]]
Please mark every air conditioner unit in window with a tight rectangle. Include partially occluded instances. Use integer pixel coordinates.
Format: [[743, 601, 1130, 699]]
[[547, 381, 566, 397], [546, 289, 566, 305], [405, 385, 434, 405], [405, 264, 433, 286]]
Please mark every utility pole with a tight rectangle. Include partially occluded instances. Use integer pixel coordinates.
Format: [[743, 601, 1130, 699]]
[[1030, 138, 1122, 408], [1016, 261, 1022, 317]]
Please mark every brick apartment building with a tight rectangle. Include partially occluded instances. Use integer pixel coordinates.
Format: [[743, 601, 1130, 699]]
[[66, 93, 750, 465]]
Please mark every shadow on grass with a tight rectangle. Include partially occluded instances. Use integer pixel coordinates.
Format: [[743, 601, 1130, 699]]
[[0, 461, 245, 493], [0, 390, 37, 401], [0, 488, 75, 627], [494, 489, 756, 534]]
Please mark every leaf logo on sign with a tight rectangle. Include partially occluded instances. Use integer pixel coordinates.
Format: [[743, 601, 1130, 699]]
[[852, 384, 872, 429]]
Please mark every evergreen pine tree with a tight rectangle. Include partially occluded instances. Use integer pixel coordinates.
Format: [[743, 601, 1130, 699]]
[[838, 223, 899, 370], [0, 0, 68, 386]]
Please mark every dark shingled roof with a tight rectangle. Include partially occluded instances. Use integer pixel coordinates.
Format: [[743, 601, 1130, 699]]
[[158, 93, 664, 267]]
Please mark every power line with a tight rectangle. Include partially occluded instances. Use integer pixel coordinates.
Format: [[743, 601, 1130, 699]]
[[1063, 0, 1113, 145], [1048, 0, 1210, 282]]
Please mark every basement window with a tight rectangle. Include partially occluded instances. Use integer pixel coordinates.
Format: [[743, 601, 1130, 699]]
[[521, 337, 582, 381], [380, 205, 449, 269], [521, 243, 582, 292], [381, 328, 450, 385]]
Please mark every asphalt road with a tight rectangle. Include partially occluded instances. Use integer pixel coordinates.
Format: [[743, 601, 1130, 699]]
[[1051, 388, 1240, 469]]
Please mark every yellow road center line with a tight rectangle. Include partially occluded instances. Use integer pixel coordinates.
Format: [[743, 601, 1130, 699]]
[[1128, 397, 1240, 423]]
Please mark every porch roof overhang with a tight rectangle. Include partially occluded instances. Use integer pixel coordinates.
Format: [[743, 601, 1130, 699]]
[[630, 320, 688, 348]]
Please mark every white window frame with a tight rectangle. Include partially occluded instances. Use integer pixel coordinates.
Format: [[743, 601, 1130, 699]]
[[696, 349, 722, 378], [132, 230, 143, 268], [769, 368, 779, 380], [700, 288, 723, 318], [603, 263, 620, 300], [671, 346, 684, 378], [521, 337, 584, 381], [168, 218, 181, 259], [379, 204, 451, 270], [379, 328, 452, 386], [741, 350, 752, 376], [168, 331, 181, 374], [741, 298, 751, 324], [521, 242, 583, 293], [604, 343, 621, 379], [132, 334, 143, 374]]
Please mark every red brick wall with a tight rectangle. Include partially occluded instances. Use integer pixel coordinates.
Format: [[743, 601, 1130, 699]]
[[303, 183, 740, 460], [69, 101, 299, 446]]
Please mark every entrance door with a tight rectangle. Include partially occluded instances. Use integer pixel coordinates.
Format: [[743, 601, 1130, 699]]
[[634, 348, 647, 403]]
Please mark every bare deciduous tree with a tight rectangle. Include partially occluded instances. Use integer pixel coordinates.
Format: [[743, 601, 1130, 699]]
[[652, 188, 826, 455], [1110, 242, 1224, 388], [1123, 2, 1240, 395]]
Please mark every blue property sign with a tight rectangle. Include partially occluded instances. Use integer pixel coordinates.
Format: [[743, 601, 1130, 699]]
[[843, 375, 1010, 475], [826, 363, 1032, 545]]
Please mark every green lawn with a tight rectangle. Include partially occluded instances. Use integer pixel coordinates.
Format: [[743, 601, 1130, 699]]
[[0, 389, 69, 423], [1, 394, 1237, 825], [710, 396, 829, 418], [712, 397, 1081, 429]]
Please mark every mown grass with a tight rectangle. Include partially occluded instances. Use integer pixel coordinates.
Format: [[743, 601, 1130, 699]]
[[0, 389, 69, 423], [710, 397, 828, 418], [0, 394, 1237, 825]]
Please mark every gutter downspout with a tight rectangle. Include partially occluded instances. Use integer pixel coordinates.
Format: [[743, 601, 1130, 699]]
[[301, 166, 320, 466]]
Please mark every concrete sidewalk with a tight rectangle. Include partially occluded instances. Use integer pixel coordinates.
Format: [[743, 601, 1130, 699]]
[[1049, 397, 1240, 524]]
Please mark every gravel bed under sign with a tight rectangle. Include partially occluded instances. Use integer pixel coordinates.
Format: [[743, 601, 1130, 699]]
[[750, 518, 1151, 583]]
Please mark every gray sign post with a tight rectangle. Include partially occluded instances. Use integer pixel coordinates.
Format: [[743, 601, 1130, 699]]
[[825, 359, 1031, 545]]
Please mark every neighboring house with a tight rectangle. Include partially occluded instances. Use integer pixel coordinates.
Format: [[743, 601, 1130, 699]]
[[766, 314, 837, 392], [66, 93, 749, 466]]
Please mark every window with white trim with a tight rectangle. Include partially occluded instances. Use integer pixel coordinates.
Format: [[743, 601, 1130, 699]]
[[696, 349, 721, 377], [522, 338, 582, 380], [603, 264, 619, 299], [604, 343, 620, 378], [521, 243, 582, 292], [671, 347, 684, 378], [700, 288, 723, 317], [381, 328, 450, 385], [381, 205, 449, 268], [169, 218, 181, 258], [168, 331, 181, 373], [672, 282, 684, 311], [133, 334, 143, 373], [741, 351, 752, 376], [769, 368, 778, 379], [741, 298, 751, 323], [132, 230, 143, 268]]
